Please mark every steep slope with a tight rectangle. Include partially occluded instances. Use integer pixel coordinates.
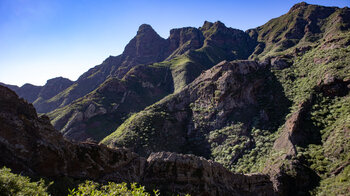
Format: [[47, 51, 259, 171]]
[[48, 21, 256, 142], [48, 65, 174, 141], [0, 85, 275, 195], [102, 3, 350, 195]]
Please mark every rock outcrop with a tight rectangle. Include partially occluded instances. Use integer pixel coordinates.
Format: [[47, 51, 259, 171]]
[[144, 152, 274, 196], [0, 85, 275, 195]]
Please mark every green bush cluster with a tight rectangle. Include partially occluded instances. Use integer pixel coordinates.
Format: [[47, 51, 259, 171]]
[[68, 181, 159, 196], [233, 128, 277, 173], [0, 167, 50, 196]]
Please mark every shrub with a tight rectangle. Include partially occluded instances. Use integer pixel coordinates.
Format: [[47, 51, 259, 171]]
[[68, 181, 160, 196], [0, 167, 50, 196]]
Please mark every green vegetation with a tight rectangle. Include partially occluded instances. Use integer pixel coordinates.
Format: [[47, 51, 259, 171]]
[[101, 105, 185, 156], [234, 128, 278, 173], [0, 167, 169, 196], [208, 124, 251, 170], [0, 167, 50, 196], [68, 181, 159, 196], [296, 94, 350, 195]]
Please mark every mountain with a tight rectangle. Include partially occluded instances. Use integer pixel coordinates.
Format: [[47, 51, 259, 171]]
[[1, 82, 43, 103], [102, 3, 350, 195], [1, 2, 349, 195], [0, 85, 275, 195], [47, 21, 256, 142], [1, 77, 73, 112]]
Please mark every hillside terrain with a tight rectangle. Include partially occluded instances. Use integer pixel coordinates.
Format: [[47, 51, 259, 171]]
[[0, 2, 349, 195], [0, 85, 274, 195]]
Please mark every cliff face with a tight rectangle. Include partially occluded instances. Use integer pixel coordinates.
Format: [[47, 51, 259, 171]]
[[0, 85, 275, 195]]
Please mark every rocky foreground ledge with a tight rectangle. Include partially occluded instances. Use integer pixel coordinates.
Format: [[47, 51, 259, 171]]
[[0, 85, 275, 195]]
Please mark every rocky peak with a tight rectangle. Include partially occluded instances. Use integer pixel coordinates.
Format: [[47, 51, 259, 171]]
[[117, 24, 169, 77], [212, 20, 227, 29], [137, 24, 156, 35], [289, 2, 309, 12], [123, 24, 166, 57], [200, 21, 214, 32], [201, 20, 232, 39]]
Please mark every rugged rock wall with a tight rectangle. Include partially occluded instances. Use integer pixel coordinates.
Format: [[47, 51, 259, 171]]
[[144, 152, 274, 196], [0, 85, 275, 195]]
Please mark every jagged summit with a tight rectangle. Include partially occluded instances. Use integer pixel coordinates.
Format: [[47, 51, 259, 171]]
[[137, 23, 158, 35], [201, 20, 213, 29], [212, 20, 226, 28], [289, 2, 309, 12], [200, 20, 226, 31]]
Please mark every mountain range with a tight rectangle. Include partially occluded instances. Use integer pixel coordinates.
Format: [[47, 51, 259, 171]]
[[1, 2, 349, 195]]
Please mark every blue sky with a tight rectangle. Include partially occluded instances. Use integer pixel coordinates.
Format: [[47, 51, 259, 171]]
[[0, 0, 349, 86]]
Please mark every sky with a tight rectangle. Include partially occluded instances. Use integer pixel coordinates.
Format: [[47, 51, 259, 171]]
[[0, 0, 349, 86]]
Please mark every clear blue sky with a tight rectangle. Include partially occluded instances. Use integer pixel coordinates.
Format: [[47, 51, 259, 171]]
[[0, 0, 349, 86]]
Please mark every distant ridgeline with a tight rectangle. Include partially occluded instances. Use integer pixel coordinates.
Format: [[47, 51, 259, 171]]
[[1, 2, 350, 195]]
